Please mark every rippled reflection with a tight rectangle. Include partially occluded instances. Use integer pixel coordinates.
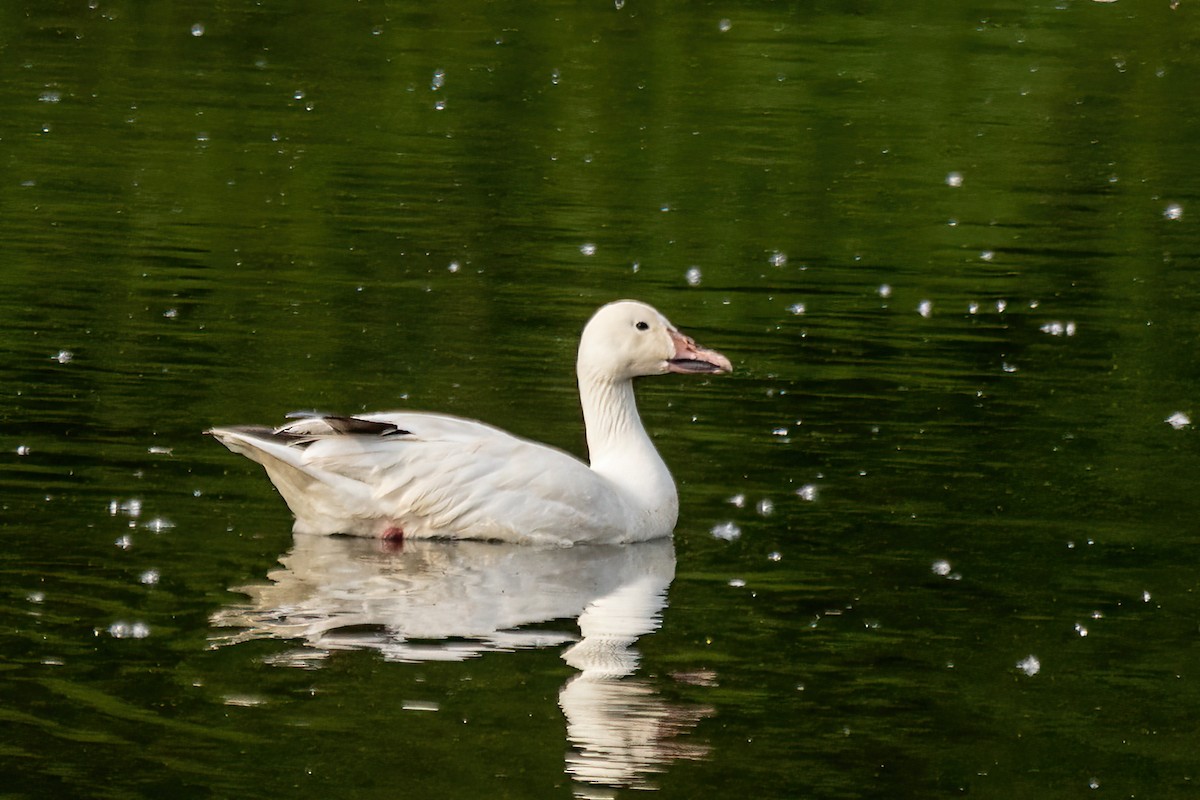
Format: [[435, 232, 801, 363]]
[[211, 534, 709, 792]]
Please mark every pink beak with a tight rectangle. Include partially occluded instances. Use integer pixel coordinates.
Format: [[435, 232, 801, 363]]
[[667, 329, 733, 375]]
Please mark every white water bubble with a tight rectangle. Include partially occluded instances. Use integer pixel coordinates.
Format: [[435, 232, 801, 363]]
[[1016, 654, 1041, 676], [1164, 203, 1183, 220], [877, 283, 892, 299], [728, 578, 746, 588], [718, 18, 732, 32], [788, 302, 806, 315], [190, 22, 205, 37], [108, 621, 151, 639], [1166, 411, 1191, 430], [756, 499, 774, 516], [580, 242, 596, 256], [945, 171, 964, 187], [728, 493, 746, 508], [710, 521, 741, 541], [38, 89, 62, 103], [1074, 622, 1089, 637], [16, 445, 30, 456], [139, 569, 160, 585], [115, 535, 133, 550], [796, 484, 818, 501], [769, 250, 787, 267], [1040, 321, 1077, 337], [143, 518, 175, 533], [767, 551, 782, 562], [994, 298, 1007, 312], [1142, 590, 1152, 602], [431, 69, 446, 91], [685, 266, 702, 286], [917, 299, 933, 318], [53, 350, 73, 364], [967, 301, 980, 315], [931, 559, 952, 576], [982, 251, 996, 263], [447, 261, 460, 273]]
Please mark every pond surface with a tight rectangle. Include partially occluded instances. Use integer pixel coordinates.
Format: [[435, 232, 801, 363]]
[[3, 1, 1200, 797]]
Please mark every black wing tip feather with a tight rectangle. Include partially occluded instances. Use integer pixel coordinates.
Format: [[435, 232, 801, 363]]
[[322, 415, 410, 437]]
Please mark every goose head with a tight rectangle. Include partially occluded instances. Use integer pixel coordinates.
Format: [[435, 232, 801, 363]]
[[578, 300, 733, 383]]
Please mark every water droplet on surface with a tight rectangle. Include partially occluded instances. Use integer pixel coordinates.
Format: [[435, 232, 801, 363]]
[[728, 578, 746, 588], [718, 18, 732, 32], [788, 302, 806, 315], [1074, 622, 1088, 637], [433, 99, 446, 111], [579, 242, 596, 256], [53, 350, 73, 364], [1042, 320, 1076, 337], [140, 569, 160, 585], [968, 301, 980, 315], [981, 251, 996, 262], [1142, 590, 1152, 602], [994, 299, 1006, 312], [769, 250, 787, 267], [1001, 362, 1018, 373], [767, 551, 782, 562], [431, 69, 446, 91], [190, 22, 205, 37], [1016, 654, 1041, 676], [917, 300, 933, 318], [1164, 203, 1183, 220], [109, 621, 151, 639], [945, 171, 964, 187], [16, 445, 30, 456], [550, 68, 560, 85], [932, 559, 952, 576], [1166, 411, 1191, 430], [447, 261, 460, 273], [685, 266, 702, 286], [877, 283, 892, 299], [710, 521, 741, 541]]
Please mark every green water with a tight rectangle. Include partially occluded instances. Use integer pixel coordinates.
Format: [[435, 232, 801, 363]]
[[3, 1, 1200, 797]]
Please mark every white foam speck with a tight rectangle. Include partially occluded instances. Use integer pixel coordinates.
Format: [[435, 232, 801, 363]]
[[109, 621, 150, 639], [945, 171, 964, 187], [1164, 203, 1183, 220], [711, 521, 741, 541], [918, 299, 933, 318], [796, 484, 818, 501], [1017, 654, 1041, 676], [931, 559, 952, 576], [1166, 411, 1191, 430], [580, 242, 596, 256], [685, 266, 702, 286]]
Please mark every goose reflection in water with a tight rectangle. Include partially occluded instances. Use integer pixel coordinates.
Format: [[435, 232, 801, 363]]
[[211, 534, 711, 792]]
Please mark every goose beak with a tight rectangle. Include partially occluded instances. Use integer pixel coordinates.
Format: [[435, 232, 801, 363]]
[[667, 329, 733, 375]]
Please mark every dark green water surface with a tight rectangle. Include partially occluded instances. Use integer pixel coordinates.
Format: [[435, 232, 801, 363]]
[[3, 1, 1200, 797]]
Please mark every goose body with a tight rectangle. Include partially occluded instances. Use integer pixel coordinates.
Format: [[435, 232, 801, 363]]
[[208, 300, 731, 546]]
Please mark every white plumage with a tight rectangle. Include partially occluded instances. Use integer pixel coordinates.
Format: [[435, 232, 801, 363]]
[[208, 300, 731, 545]]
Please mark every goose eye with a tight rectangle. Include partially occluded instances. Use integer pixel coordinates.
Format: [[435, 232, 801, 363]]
[[635, 321, 649, 331]]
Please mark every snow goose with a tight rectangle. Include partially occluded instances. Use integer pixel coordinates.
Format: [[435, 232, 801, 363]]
[[207, 300, 731, 545]]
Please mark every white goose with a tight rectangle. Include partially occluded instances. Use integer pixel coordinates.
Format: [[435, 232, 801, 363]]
[[207, 300, 732, 546]]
